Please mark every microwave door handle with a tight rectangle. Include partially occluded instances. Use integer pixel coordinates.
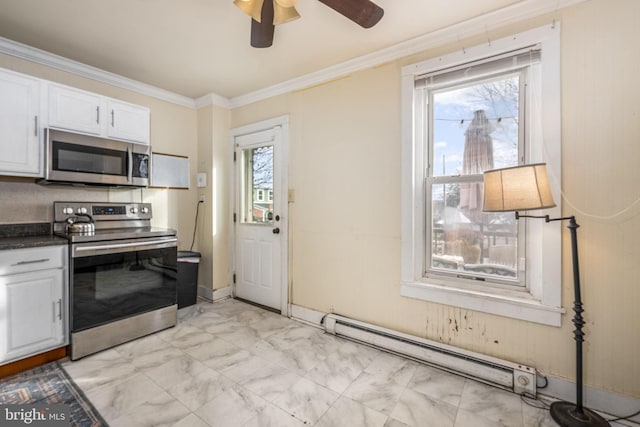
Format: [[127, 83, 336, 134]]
[[127, 145, 133, 183]]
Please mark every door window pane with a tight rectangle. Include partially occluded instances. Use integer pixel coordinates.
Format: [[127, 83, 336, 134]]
[[242, 145, 274, 224]]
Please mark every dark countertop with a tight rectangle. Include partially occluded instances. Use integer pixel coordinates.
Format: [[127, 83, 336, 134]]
[[0, 235, 68, 251], [0, 222, 68, 251]]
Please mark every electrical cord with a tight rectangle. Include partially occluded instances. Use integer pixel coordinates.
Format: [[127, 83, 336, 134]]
[[536, 370, 549, 389], [521, 394, 550, 410], [189, 200, 203, 251], [608, 409, 640, 423]]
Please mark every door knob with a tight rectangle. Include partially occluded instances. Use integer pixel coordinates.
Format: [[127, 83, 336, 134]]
[[272, 228, 280, 234]]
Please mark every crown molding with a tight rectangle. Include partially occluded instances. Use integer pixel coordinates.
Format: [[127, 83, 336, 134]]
[[0, 36, 200, 109], [195, 93, 231, 109], [226, 0, 587, 109], [0, 0, 587, 111]]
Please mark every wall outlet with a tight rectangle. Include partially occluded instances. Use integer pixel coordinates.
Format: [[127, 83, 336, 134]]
[[199, 195, 205, 203], [514, 365, 537, 396]]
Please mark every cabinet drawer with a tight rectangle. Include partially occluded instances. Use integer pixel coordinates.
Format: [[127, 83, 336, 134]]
[[0, 246, 65, 276]]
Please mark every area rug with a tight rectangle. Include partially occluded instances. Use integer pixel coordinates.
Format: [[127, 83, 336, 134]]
[[0, 361, 108, 427]]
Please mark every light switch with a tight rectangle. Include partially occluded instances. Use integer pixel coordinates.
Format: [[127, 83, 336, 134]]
[[197, 172, 207, 188]]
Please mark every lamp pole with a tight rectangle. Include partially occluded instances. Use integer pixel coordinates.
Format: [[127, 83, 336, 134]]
[[518, 214, 609, 426]]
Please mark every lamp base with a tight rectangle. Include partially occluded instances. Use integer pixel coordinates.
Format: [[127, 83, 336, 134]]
[[550, 401, 610, 426]]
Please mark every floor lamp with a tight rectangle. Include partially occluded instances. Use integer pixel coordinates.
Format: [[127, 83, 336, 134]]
[[482, 163, 610, 427]]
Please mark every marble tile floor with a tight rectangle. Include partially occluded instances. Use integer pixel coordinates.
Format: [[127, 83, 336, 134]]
[[61, 299, 627, 427]]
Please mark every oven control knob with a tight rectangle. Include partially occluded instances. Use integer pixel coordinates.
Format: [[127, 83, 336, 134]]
[[77, 207, 87, 214], [63, 207, 74, 215], [141, 207, 149, 214], [130, 207, 139, 214]]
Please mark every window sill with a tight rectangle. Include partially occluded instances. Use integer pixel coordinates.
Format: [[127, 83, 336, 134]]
[[400, 280, 564, 326]]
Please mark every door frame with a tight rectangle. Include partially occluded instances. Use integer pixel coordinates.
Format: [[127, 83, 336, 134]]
[[230, 115, 289, 316]]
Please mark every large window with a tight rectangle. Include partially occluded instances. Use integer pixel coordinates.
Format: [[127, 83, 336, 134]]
[[401, 26, 563, 326]]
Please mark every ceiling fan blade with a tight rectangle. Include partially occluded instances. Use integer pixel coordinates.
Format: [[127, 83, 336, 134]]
[[250, 0, 275, 48], [317, 0, 384, 29]]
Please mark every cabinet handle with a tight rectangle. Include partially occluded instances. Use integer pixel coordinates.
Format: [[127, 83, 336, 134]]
[[111, 109, 115, 127], [11, 258, 49, 266], [57, 298, 62, 321], [34, 116, 38, 137], [96, 106, 100, 124]]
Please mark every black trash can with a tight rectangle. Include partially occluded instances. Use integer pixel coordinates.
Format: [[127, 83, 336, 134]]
[[177, 251, 201, 309]]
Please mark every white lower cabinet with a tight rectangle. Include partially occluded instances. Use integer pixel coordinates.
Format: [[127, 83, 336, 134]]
[[0, 246, 67, 364]]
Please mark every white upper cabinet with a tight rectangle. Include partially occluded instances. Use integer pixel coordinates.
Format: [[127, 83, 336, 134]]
[[107, 98, 150, 144], [0, 66, 152, 177], [48, 84, 105, 136], [0, 68, 42, 177], [47, 82, 150, 145]]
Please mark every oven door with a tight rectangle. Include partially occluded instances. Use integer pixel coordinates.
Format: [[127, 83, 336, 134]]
[[70, 236, 177, 332]]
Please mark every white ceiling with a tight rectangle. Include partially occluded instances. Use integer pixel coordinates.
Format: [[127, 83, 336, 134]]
[[0, 0, 553, 101]]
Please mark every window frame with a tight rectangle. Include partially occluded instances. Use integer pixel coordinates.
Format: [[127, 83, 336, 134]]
[[400, 25, 564, 326]]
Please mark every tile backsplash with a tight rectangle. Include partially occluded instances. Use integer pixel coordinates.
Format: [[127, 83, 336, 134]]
[[0, 178, 137, 224]]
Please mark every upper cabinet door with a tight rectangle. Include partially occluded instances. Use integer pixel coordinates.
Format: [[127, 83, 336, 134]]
[[48, 84, 105, 136], [107, 99, 150, 144], [0, 69, 41, 176]]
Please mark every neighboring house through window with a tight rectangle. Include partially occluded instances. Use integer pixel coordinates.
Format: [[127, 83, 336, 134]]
[[400, 25, 564, 326]]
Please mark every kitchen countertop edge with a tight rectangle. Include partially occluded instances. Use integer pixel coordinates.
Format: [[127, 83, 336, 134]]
[[0, 235, 69, 251]]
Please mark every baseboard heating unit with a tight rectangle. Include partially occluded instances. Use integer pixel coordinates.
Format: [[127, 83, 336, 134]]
[[323, 314, 537, 396]]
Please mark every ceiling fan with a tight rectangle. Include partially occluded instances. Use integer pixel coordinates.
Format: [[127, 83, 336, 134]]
[[234, 0, 384, 48]]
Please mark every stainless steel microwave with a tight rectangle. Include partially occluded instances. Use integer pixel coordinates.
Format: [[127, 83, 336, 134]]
[[41, 129, 150, 187]]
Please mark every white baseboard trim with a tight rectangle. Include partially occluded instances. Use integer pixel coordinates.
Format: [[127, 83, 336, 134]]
[[197, 285, 213, 301], [289, 304, 325, 328], [211, 286, 232, 301], [198, 285, 232, 302], [540, 375, 640, 424], [288, 303, 640, 423]]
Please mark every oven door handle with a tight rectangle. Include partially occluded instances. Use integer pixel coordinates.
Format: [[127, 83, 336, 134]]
[[75, 237, 178, 253]]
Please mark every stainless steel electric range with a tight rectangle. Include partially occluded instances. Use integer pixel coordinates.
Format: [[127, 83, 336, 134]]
[[53, 201, 178, 360]]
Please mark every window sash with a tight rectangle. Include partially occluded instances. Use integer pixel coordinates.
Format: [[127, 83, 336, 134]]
[[421, 63, 529, 288]]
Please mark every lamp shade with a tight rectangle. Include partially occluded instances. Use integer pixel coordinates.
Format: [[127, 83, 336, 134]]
[[482, 163, 556, 212]]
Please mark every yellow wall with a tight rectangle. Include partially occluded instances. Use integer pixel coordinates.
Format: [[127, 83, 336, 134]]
[[196, 104, 231, 292], [0, 53, 199, 256], [230, 0, 640, 398]]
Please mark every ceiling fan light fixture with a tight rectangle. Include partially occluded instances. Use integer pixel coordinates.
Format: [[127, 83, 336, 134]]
[[273, 3, 300, 25], [233, 0, 264, 22], [274, 0, 298, 7]]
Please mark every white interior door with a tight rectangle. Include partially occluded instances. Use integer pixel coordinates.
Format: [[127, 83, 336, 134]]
[[233, 119, 288, 312]]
